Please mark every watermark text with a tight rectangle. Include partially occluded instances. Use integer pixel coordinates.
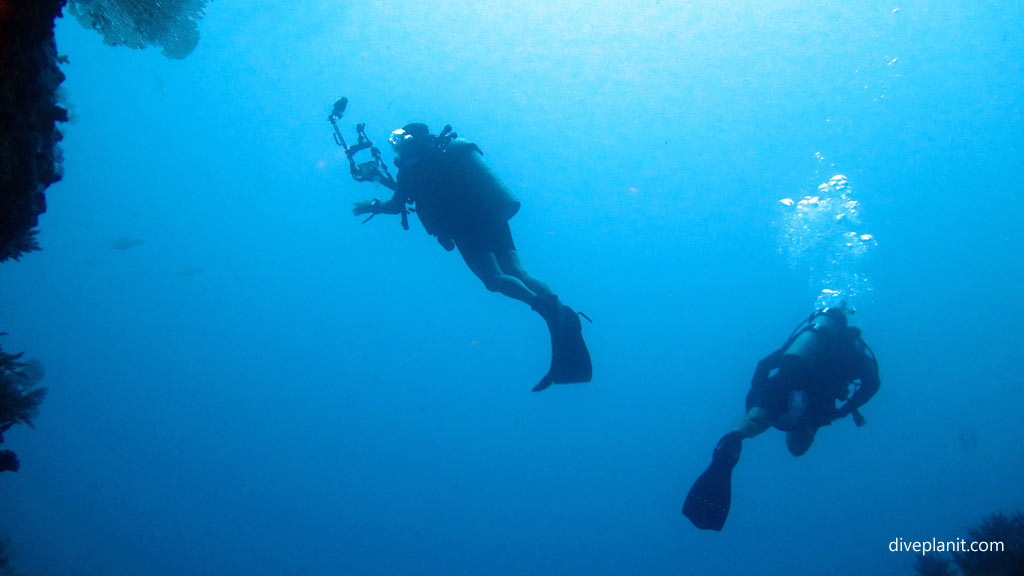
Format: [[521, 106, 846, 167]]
[[890, 538, 1005, 555]]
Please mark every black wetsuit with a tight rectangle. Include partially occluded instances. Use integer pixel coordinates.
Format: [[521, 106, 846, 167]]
[[395, 139, 521, 262], [684, 313, 879, 530], [746, 320, 880, 429], [381, 136, 592, 391]]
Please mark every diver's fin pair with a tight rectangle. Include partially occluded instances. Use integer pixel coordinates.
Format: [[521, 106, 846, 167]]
[[533, 301, 592, 392], [682, 432, 743, 531]]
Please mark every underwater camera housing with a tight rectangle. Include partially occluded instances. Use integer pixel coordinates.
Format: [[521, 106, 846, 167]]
[[327, 96, 396, 190], [330, 97, 348, 121]]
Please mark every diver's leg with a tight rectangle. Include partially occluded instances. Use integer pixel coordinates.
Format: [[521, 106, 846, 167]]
[[785, 427, 816, 457], [495, 250, 553, 297], [732, 408, 771, 438], [461, 249, 537, 305], [490, 222, 554, 298], [685, 401, 770, 529], [783, 389, 829, 456], [737, 371, 787, 438]]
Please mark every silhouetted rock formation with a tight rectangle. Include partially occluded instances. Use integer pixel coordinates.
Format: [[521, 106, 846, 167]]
[[0, 0, 67, 262], [1, 1, 213, 262]]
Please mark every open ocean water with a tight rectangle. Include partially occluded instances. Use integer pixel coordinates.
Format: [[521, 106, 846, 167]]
[[1, 1, 1022, 574]]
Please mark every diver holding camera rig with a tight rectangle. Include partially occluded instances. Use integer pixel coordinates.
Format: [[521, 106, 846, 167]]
[[329, 98, 592, 392]]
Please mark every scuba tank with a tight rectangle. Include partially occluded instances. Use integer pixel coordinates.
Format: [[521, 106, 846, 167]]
[[442, 140, 521, 223], [781, 307, 848, 366], [398, 136, 521, 239], [771, 307, 850, 430]]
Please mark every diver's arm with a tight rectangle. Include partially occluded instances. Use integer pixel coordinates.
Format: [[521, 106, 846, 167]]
[[750, 349, 783, 386], [836, 352, 880, 419], [353, 191, 407, 217], [847, 355, 880, 410], [375, 170, 398, 192]]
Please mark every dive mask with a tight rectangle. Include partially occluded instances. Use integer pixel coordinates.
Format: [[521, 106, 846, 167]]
[[389, 128, 413, 152]]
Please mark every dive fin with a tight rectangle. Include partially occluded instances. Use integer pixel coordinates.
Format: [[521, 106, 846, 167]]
[[683, 432, 743, 531], [534, 303, 592, 391]]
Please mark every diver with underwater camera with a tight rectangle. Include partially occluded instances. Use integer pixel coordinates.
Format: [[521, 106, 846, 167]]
[[329, 97, 592, 391]]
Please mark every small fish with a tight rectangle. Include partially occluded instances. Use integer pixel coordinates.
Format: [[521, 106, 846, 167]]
[[110, 237, 143, 250], [174, 265, 205, 277]]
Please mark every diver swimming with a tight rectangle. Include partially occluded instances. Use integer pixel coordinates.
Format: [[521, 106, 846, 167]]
[[683, 302, 881, 530], [330, 99, 591, 391]]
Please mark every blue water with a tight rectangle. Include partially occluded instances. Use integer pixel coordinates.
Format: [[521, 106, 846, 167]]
[[2, 1, 1022, 574]]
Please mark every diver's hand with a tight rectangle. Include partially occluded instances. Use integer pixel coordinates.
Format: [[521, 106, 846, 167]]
[[832, 404, 865, 426], [352, 199, 381, 216], [829, 405, 850, 425]]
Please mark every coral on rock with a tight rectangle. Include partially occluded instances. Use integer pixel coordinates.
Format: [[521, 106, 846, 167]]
[[953, 512, 1024, 576], [913, 511, 1024, 576], [0, 538, 19, 576], [67, 0, 210, 59], [0, 344, 47, 473]]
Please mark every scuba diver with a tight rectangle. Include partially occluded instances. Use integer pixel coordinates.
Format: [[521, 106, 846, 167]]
[[683, 303, 880, 530], [341, 115, 591, 391]]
